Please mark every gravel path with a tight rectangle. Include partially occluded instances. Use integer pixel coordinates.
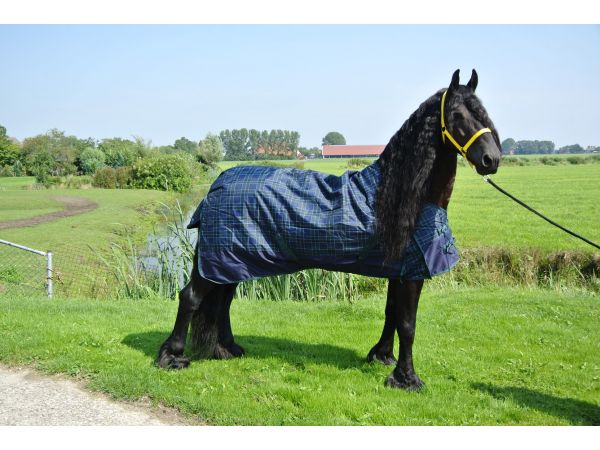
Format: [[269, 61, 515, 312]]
[[0, 366, 190, 425], [0, 196, 98, 230]]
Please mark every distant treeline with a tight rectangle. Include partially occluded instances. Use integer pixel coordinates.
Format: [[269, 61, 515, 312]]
[[501, 138, 599, 155], [0, 125, 323, 179], [219, 129, 299, 160]]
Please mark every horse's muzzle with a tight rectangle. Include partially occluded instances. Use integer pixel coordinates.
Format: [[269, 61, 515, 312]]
[[476, 152, 499, 175]]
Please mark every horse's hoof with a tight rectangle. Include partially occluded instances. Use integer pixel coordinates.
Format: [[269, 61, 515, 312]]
[[384, 371, 424, 391], [367, 347, 397, 366], [367, 352, 397, 366], [212, 342, 245, 360], [157, 349, 190, 369], [228, 342, 245, 357]]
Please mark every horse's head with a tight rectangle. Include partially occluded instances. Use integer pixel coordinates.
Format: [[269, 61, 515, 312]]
[[441, 69, 501, 175]]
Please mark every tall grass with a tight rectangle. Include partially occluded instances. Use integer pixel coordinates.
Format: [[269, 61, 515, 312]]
[[98, 201, 195, 300], [99, 197, 599, 301], [236, 269, 358, 302], [99, 201, 362, 301]]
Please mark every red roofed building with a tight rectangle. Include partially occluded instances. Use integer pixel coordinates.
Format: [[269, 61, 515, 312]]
[[321, 145, 385, 158]]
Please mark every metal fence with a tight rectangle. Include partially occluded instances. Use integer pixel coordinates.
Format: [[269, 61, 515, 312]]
[[0, 239, 114, 299], [0, 239, 52, 298]]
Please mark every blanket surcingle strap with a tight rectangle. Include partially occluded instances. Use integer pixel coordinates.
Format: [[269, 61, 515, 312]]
[[188, 161, 459, 284]]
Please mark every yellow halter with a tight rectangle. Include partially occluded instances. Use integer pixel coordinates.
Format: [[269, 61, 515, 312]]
[[440, 89, 492, 160]]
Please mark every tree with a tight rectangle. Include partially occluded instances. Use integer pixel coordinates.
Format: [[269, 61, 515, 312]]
[[0, 142, 21, 167], [557, 144, 584, 154], [220, 129, 251, 160], [0, 125, 18, 163], [501, 138, 516, 153], [22, 129, 90, 176], [157, 145, 177, 154], [30, 151, 55, 183], [78, 147, 106, 174], [197, 133, 224, 165], [298, 146, 321, 158], [173, 137, 198, 154], [513, 140, 555, 155], [99, 138, 138, 168], [322, 131, 346, 146]]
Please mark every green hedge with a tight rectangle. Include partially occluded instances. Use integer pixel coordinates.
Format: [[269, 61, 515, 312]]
[[131, 154, 194, 192]]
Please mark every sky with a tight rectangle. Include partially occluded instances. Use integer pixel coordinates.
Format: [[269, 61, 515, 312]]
[[1, 25, 599, 149]]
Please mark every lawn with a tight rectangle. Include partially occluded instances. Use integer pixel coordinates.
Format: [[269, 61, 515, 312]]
[[0, 193, 64, 221], [451, 163, 600, 251], [0, 176, 36, 190], [0, 188, 175, 251], [0, 287, 598, 425]]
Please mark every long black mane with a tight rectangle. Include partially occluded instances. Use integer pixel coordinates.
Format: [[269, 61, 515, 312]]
[[375, 87, 499, 260]]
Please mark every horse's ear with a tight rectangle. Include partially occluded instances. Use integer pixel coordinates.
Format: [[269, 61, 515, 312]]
[[467, 69, 478, 91], [449, 69, 460, 91]]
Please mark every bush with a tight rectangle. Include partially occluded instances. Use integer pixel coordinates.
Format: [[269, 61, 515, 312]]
[[588, 154, 600, 163], [78, 147, 106, 174], [131, 154, 194, 192], [115, 166, 132, 188], [197, 133, 224, 166], [93, 167, 117, 189], [0, 165, 14, 176], [45, 176, 63, 188], [64, 175, 93, 189], [566, 156, 585, 165], [346, 158, 371, 169], [539, 156, 559, 165]]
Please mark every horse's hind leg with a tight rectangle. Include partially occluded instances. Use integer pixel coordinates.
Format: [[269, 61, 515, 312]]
[[216, 283, 245, 358], [190, 283, 244, 360], [367, 280, 398, 366], [157, 253, 216, 369]]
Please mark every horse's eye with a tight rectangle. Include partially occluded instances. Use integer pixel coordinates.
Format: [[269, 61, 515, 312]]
[[451, 111, 465, 121]]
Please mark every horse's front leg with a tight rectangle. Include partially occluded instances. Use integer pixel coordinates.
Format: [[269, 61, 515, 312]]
[[385, 279, 425, 391], [367, 280, 398, 365]]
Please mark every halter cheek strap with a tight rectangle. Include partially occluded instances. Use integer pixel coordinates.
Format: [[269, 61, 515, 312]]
[[441, 89, 492, 160]]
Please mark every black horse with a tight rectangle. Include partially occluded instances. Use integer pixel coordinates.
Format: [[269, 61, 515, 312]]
[[157, 69, 502, 390]]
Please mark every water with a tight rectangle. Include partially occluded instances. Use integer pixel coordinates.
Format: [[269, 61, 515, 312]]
[[140, 208, 197, 288]]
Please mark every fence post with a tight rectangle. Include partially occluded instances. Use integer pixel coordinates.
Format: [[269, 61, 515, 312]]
[[47, 251, 53, 299], [0, 239, 53, 298]]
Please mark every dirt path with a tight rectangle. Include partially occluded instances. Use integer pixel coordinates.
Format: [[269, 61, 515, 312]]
[[0, 196, 98, 230], [0, 366, 193, 425]]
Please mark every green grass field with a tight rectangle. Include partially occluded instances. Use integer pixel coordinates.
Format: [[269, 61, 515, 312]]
[[0, 176, 36, 190], [0, 188, 174, 252], [0, 192, 64, 221], [0, 287, 598, 425]]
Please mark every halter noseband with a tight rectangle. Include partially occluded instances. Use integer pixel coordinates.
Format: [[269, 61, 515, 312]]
[[441, 89, 492, 160]]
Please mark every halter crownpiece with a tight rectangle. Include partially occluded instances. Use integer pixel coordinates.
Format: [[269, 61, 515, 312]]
[[440, 89, 492, 160]]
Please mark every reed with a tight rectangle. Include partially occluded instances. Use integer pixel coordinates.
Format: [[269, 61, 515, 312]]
[[99, 201, 599, 301]]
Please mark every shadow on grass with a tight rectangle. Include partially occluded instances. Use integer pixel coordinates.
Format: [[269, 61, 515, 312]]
[[473, 382, 600, 425], [122, 331, 368, 370]]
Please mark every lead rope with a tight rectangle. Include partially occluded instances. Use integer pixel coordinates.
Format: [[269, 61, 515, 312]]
[[441, 89, 599, 251], [482, 175, 600, 250]]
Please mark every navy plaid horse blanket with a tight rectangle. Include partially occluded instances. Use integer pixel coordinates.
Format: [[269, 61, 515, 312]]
[[188, 161, 459, 284]]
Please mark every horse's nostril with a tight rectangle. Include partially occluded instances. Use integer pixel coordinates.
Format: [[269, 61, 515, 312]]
[[482, 153, 493, 168]]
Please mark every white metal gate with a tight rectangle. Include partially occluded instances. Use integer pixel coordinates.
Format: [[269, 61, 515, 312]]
[[0, 239, 52, 298]]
